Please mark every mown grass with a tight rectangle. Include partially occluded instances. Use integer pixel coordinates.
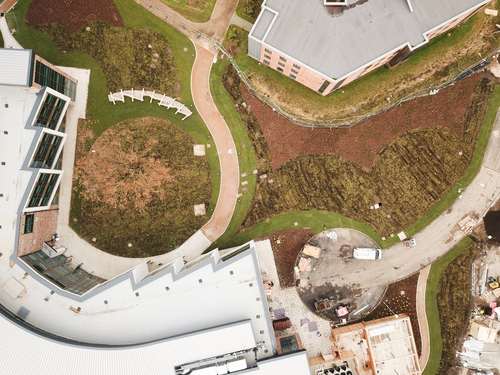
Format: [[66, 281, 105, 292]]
[[9, 0, 221, 240], [208, 56, 257, 248], [158, 0, 217, 23], [423, 237, 473, 375], [228, 4, 500, 122], [222, 210, 383, 249]]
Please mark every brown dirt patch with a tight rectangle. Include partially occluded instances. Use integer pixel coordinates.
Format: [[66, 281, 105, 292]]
[[241, 73, 481, 170], [26, 0, 123, 32], [362, 273, 421, 356], [256, 229, 316, 288]]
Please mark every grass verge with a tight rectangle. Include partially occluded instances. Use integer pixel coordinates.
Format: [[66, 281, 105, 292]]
[[221, 210, 384, 249], [208, 56, 257, 248], [235, 0, 262, 23], [423, 237, 473, 375]]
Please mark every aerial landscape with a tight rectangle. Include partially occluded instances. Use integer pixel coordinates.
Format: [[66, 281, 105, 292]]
[[1, 0, 500, 374]]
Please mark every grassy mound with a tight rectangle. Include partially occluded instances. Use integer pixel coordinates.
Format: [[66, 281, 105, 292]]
[[36, 21, 180, 96], [75, 117, 211, 257]]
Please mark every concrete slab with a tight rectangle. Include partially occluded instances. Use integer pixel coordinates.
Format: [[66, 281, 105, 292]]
[[194, 203, 206, 216], [193, 144, 205, 156], [2, 277, 25, 299]]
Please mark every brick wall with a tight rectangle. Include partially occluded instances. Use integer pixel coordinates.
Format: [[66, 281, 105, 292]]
[[17, 205, 59, 256]]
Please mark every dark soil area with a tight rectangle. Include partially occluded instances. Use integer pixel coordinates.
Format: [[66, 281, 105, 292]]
[[240, 73, 480, 171], [36, 21, 180, 96], [26, 0, 123, 32], [435, 242, 476, 375], [363, 273, 422, 356], [234, 75, 495, 236], [483, 210, 500, 242], [256, 229, 316, 288]]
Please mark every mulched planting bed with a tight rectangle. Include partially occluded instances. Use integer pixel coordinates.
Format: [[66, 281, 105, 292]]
[[74, 117, 211, 257], [362, 273, 422, 356], [36, 21, 180, 96], [26, 0, 123, 33], [225, 66, 496, 235], [240, 72, 480, 171], [256, 229, 316, 288]]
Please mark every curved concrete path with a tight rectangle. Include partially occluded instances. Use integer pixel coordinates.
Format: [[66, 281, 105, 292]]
[[416, 265, 431, 370], [193, 45, 239, 243]]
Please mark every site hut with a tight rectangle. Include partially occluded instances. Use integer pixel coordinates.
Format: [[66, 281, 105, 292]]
[[248, 0, 490, 95]]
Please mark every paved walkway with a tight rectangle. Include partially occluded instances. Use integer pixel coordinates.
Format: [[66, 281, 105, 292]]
[[136, 0, 238, 52], [230, 13, 254, 32], [193, 45, 239, 243], [416, 265, 431, 370], [0, 15, 22, 49]]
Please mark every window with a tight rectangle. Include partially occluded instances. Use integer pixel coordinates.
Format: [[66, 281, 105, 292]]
[[317, 80, 331, 94], [291, 69, 299, 74], [277, 67, 284, 73], [28, 173, 59, 208], [21, 251, 106, 295], [293, 64, 301, 69], [278, 62, 285, 67], [34, 94, 66, 130], [279, 56, 287, 62], [265, 48, 272, 54], [31, 133, 63, 168], [263, 60, 270, 66], [289, 74, 296, 80], [264, 54, 271, 60], [24, 214, 34, 234], [34, 60, 76, 101]]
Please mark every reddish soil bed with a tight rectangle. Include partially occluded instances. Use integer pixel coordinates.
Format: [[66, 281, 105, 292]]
[[26, 0, 124, 32], [256, 229, 316, 288], [362, 273, 421, 356], [241, 74, 480, 171]]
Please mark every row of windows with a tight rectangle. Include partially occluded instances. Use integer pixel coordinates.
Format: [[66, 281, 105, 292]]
[[22, 251, 106, 295], [28, 173, 59, 208], [262, 49, 301, 71], [31, 133, 63, 169], [34, 60, 76, 101], [34, 93, 66, 130]]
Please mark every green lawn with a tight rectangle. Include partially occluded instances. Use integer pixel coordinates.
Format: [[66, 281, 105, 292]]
[[221, 210, 384, 249], [227, 6, 500, 123], [9, 0, 221, 232], [158, 0, 217, 23], [422, 237, 472, 375]]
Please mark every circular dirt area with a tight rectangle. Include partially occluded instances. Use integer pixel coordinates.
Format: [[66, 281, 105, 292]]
[[75, 117, 211, 257], [296, 228, 385, 322]]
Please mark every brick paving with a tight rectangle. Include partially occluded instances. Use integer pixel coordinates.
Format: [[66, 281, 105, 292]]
[[255, 240, 333, 358]]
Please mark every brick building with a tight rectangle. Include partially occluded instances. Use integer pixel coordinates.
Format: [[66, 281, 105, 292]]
[[248, 0, 491, 95]]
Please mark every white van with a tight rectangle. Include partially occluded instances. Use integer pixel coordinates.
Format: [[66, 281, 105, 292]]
[[353, 248, 381, 260]]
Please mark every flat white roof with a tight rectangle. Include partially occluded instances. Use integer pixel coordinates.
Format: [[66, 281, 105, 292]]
[[0, 48, 33, 86], [251, 0, 488, 79]]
